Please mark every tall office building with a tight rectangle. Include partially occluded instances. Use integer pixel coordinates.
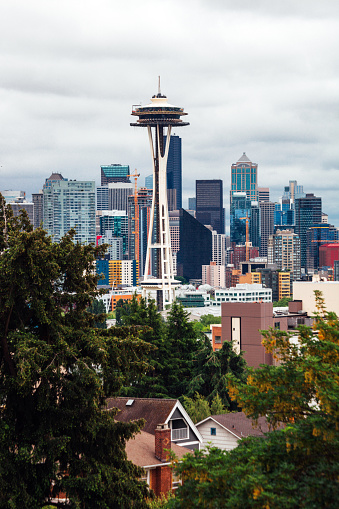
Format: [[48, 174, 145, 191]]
[[295, 194, 322, 271], [258, 187, 269, 202], [144, 175, 153, 189], [250, 202, 261, 250], [283, 180, 305, 204], [9, 198, 34, 225], [268, 229, 301, 280], [97, 232, 123, 260], [101, 164, 131, 185], [177, 208, 212, 281], [188, 197, 196, 211], [306, 223, 339, 271], [260, 201, 275, 257], [212, 231, 226, 265], [196, 179, 224, 234], [32, 191, 43, 229], [164, 134, 182, 210], [230, 192, 251, 245], [230, 153, 258, 202], [127, 187, 152, 277], [43, 180, 96, 245], [99, 211, 128, 256], [97, 183, 133, 212]]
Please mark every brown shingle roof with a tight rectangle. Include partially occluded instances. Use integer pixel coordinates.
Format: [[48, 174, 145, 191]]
[[106, 397, 177, 435], [126, 430, 189, 468], [201, 412, 273, 439]]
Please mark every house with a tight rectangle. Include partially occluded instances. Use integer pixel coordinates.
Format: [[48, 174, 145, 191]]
[[106, 397, 203, 450], [196, 412, 272, 451], [126, 424, 188, 496]]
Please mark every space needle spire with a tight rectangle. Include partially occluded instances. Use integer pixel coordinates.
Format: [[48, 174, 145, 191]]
[[131, 82, 189, 310]]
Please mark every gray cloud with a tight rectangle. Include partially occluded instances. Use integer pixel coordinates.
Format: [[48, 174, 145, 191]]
[[0, 0, 338, 229]]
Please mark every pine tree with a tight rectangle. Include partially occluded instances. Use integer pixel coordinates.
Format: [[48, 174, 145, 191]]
[[0, 195, 151, 508]]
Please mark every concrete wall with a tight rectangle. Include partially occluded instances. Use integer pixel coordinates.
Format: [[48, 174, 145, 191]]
[[221, 302, 274, 368], [293, 281, 339, 316]]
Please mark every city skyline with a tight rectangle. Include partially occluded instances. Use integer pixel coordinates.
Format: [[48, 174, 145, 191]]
[[0, 1, 338, 226]]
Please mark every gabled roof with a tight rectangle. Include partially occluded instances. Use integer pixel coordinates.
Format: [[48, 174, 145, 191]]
[[196, 412, 272, 439], [106, 397, 203, 443], [126, 430, 189, 468], [237, 152, 251, 163], [106, 397, 177, 435]]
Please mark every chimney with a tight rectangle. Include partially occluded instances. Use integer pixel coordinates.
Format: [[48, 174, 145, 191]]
[[155, 423, 171, 462]]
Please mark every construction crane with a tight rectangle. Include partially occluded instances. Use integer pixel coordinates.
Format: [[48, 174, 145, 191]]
[[240, 215, 250, 261], [127, 170, 140, 283]]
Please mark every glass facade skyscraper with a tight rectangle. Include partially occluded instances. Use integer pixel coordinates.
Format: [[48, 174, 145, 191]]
[[295, 193, 322, 270], [100, 164, 131, 185], [43, 180, 96, 245], [230, 153, 258, 202], [164, 134, 182, 210], [196, 179, 224, 234]]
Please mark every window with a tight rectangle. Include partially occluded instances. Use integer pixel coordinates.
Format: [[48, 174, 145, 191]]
[[215, 335, 221, 344], [210, 428, 216, 436]]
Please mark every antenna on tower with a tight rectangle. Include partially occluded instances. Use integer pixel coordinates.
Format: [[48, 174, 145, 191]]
[[158, 75, 161, 96]]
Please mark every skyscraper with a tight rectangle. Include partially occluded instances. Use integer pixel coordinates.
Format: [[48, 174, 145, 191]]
[[196, 180, 224, 234], [259, 201, 275, 257], [230, 153, 258, 202], [268, 229, 301, 280], [101, 164, 131, 185], [97, 183, 134, 212], [177, 208, 212, 281], [295, 194, 322, 271], [127, 187, 152, 277], [306, 223, 339, 271], [164, 134, 182, 210], [43, 180, 96, 245], [230, 192, 251, 245]]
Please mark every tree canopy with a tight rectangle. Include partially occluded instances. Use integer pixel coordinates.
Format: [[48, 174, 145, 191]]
[[0, 196, 152, 508], [169, 291, 339, 508], [120, 298, 247, 404]]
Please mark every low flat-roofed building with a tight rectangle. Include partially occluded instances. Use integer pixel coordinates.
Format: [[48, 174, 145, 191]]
[[214, 283, 272, 306]]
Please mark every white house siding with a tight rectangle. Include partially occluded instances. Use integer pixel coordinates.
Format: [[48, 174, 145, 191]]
[[197, 420, 239, 451]]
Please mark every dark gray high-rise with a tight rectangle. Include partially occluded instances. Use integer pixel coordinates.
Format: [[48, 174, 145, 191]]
[[164, 134, 182, 210], [295, 193, 322, 270], [196, 179, 224, 234]]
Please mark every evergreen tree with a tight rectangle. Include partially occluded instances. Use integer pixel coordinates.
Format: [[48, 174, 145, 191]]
[[0, 196, 151, 508], [87, 298, 107, 329], [169, 292, 339, 508], [186, 341, 247, 410]]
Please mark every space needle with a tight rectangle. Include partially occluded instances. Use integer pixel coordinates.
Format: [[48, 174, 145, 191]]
[[131, 79, 189, 310]]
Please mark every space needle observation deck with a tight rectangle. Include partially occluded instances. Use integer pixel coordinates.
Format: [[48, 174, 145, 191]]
[[131, 82, 189, 310]]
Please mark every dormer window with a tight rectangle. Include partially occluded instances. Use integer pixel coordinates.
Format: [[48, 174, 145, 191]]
[[170, 418, 188, 440]]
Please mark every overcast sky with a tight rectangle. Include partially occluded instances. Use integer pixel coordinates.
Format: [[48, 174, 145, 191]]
[[1, 0, 339, 229]]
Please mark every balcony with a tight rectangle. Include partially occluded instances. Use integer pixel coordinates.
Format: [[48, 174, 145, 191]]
[[171, 427, 188, 441]]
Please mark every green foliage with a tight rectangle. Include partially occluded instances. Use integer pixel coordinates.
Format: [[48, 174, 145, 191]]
[[199, 314, 221, 331], [273, 297, 292, 307], [174, 276, 188, 285], [146, 492, 175, 508], [181, 393, 211, 424], [186, 340, 247, 410], [87, 298, 107, 329], [120, 299, 247, 406], [181, 392, 227, 424], [210, 392, 226, 415], [0, 194, 151, 508], [170, 292, 339, 508], [121, 299, 202, 399], [115, 297, 133, 325]]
